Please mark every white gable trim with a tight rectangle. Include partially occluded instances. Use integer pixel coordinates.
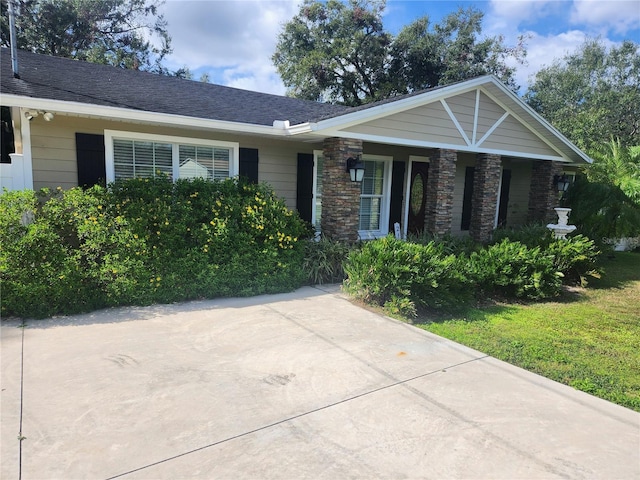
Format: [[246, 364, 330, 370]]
[[325, 130, 569, 162], [476, 86, 575, 162], [310, 76, 494, 133], [441, 99, 471, 146], [472, 89, 481, 145], [476, 112, 510, 147], [307, 76, 591, 164]]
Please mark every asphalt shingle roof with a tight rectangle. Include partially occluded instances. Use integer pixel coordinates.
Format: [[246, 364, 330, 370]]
[[0, 48, 350, 126]]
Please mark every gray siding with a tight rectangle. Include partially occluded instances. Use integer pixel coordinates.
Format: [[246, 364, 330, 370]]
[[481, 115, 559, 157], [345, 102, 467, 146], [28, 115, 317, 208], [502, 159, 533, 228]]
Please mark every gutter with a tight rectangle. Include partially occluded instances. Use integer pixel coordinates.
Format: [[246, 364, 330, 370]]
[[0, 94, 292, 138]]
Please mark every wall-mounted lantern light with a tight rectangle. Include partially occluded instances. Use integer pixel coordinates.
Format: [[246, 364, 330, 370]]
[[346, 156, 365, 182], [554, 174, 571, 193]]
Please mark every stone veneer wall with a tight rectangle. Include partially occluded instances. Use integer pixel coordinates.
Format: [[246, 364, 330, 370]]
[[425, 149, 457, 236], [527, 160, 563, 224], [321, 137, 363, 242], [470, 153, 502, 243]]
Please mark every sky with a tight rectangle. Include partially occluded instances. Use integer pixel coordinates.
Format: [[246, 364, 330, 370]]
[[159, 0, 640, 95]]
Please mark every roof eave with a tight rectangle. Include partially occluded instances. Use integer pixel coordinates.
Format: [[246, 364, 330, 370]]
[[0, 94, 290, 137], [483, 78, 593, 164]]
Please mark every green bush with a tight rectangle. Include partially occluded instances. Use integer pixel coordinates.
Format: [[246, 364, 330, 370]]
[[547, 235, 601, 286], [467, 239, 562, 300], [302, 236, 352, 285], [492, 223, 554, 248], [343, 236, 470, 317], [1, 178, 309, 318], [407, 230, 480, 255], [493, 224, 601, 285], [566, 177, 640, 244]]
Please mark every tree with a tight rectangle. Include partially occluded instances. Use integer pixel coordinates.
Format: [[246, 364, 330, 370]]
[[586, 139, 640, 205], [566, 140, 640, 242], [272, 0, 526, 106], [389, 7, 527, 94], [524, 39, 640, 151], [1, 0, 171, 72]]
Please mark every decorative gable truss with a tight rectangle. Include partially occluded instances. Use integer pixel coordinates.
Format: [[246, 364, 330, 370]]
[[311, 80, 581, 163]]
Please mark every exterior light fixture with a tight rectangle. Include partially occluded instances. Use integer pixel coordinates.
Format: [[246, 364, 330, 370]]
[[554, 174, 571, 193], [346, 156, 365, 182], [24, 110, 55, 121]]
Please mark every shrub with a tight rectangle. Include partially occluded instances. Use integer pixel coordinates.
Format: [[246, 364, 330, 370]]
[[547, 235, 600, 286], [492, 223, 554, 248], [408, 230, 480, 255], [343, 236, 470, 317], [493, 224, 601, 285], [566, 177, 640, 244], [1, 178, 309, 318], [302, 236, 352, 285], [467, 239, 562, 300]]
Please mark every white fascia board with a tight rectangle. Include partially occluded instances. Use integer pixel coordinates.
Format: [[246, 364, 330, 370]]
[[324, 130, 570, 162], [309, 76, 494, 133], [286, 122, 313, 135], [480, 80, 593, 164], [0, 94, 288, 137]]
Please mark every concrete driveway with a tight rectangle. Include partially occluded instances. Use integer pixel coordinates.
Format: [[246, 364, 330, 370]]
[[2, 285, 639, 479]]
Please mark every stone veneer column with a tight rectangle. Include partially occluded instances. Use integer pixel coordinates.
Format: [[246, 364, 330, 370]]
[[470, 153, 502, 243], [527, 160, 563, 224], [425, 149, 457, 236], [321, 137, 363, 242]]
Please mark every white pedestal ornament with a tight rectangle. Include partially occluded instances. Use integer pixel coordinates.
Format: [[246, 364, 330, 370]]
[[547, 207, 576, 240]]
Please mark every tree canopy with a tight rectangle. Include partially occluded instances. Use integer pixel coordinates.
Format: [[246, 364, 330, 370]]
[[1, 0, 171, 72], [272, 0, 526, 106], [586, 139, 640, 205], [524, 39, 640, 151]]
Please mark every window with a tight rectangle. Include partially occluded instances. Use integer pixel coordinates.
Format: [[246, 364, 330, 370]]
[[104, 130, 238, 183], [312, 151, 324, 233], [358, 155, 392, 239], [179, 145, 230, 180], [113, 139, 172, 179]]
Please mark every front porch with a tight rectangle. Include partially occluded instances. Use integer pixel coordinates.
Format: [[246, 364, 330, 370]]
[[303, 137, 565, 243]]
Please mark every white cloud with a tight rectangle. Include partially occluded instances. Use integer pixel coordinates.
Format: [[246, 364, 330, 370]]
[[489, 0, 559, 26], [511, 30, 589, 88], [161, 0, 300, 93], [571, 0, 640, 35]]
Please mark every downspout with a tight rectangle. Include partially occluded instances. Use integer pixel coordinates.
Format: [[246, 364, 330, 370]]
[[8, 0, 20, 78]]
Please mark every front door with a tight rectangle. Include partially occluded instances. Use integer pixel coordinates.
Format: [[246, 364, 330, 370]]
[[407, 162, 429, 236]]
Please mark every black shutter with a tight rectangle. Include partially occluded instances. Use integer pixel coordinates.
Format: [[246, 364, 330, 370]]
[[497, 169, 512, 227], [239, 147, 259, 183], [461, 166, 475, 231], [296, 153, 314, 223], [76, 133, 106, 188], [388, 161, 406, 232]]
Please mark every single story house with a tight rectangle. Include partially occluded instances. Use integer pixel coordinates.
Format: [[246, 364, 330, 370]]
[[1, 48, 590, 243]]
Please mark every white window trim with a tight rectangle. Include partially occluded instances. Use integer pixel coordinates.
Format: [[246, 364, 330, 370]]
[[104, 130, 239, 183], [358, 154, 393, 240]]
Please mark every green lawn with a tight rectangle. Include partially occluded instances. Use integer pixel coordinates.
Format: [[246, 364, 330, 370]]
[[417, 251, 640, 412]]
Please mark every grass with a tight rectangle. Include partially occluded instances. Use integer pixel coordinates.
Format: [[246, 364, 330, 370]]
[[416, 251, 640, 412]]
